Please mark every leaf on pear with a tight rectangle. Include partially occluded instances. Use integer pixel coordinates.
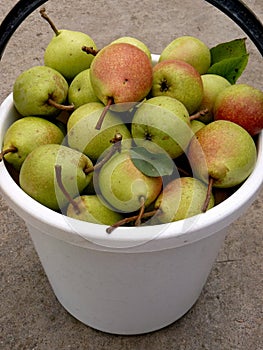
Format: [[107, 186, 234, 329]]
[[130, 146, 174, 177], [210, 38, 248, 64], [207, 54, 249, 84]]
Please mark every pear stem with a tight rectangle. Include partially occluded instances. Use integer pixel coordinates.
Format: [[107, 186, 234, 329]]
[[82, 46, 99, 56], [84, 133, 123, 174], [0, 146, 18, 161], [55, 165, 81, 214], [40, 8, 59, 36], [48, 98, 75, 112], [95, 97, 114, 130], [106, 209, 158, 234], [202, 176, 214, 212], [189, 108, 209, 121], [135, 196, 146, 226]]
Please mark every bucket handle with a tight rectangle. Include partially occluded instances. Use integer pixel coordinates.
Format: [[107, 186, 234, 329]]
[[0, 0, 262, 61]]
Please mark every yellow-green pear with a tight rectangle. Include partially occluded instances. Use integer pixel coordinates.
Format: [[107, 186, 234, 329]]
[[1, 117, 64, 171], [67, 102, 131, 161], [131, 96, 192, 159], [19, 144, 93, 211], [68, 69, 100, 108], [159, 36, 211, 74], [67, 195, 124, 225], [13, 66, 69, 117]]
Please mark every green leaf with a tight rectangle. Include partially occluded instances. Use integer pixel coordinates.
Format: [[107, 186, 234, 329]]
[[130, 146, 174, 177], [207, 54, 249, 84], [210, 38, 248, 64]]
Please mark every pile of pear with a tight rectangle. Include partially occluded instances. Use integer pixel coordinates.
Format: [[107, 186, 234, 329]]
[[1, 8, 263, 233]]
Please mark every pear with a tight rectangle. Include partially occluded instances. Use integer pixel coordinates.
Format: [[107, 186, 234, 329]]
[[110, 36, 152, 61], [19, 144, 93, 211], [187, 120, 257, 188], [151, 59, 204, 114], [95, 148, 163, 214], [89, 42, 153, 128], [66, 195, 124, 225], [131, 96, 192, 159], [214, 83, 263, 136], [1, 117, 64, 171], [67, 102, 131, 161], [190, 120, 205, 135], [40, 8, 97, 80], [153, 176, 215, 224], [68, 69, 100, 108], [13, 66, 69, 117], [159, 36, 211, 74], [198, 74, 231, 123]]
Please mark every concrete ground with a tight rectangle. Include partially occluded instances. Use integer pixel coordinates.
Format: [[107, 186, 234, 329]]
[[0, 0, 262, 349]]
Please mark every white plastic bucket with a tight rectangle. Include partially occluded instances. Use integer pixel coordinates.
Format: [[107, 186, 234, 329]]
[[1, 90, 263, 335]]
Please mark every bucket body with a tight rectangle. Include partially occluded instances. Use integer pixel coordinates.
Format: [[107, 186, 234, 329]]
[[27, 222, 228, 334]]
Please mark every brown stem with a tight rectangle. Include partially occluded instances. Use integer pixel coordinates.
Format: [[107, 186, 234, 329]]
[[82, 46, 99, 56], [40, 7, 59, 36], [135, 196, 146, 226], [189, 108, 209, 121], [84, 133, 123, 174], [55, 165, 81, 214], [106, 209, 158, 234], [202, 176, 214, 212], [95, 97, 114, 130], [48, 98, 75, 112], [0, 146, 18, 161]]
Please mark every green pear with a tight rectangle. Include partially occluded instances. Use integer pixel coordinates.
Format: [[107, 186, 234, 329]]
[[190, 120, 205, 135], [1, 117, 64, 171], [131, 96, 192, 159], [95, 148, 163, 213], [66, 195, 123, 225], [13, 66, 69, 117], [110, 36, 152, 61], [151, 59, 204, 114], [159, 36, 211, 74], [41, 8, 97, 80], [67, 102, 131, 161], [199, 74, 231, 123], [19, 144, 93, 210], [187, 120, 257, 188], [153, 176, 215, 224], [89, 42, 153, 107], [214, 83, 263, 136], [68, 69, 100, 108]]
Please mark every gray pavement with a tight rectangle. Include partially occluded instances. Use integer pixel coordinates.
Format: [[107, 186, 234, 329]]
[[0, 0, 262, 349]]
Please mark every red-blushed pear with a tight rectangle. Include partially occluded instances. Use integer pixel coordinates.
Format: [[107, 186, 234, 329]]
[[187, 119, 257, 190], [152, 177, 215, 224], [159, 36, 211, 74], [89, 42, 153, 129], [214, 83, 263, 136], [151, 59, 204, 115]]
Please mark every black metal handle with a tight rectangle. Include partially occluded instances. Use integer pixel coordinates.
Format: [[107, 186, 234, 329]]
[[0, 0, 48, 60], [0, 0, 262, 61]]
